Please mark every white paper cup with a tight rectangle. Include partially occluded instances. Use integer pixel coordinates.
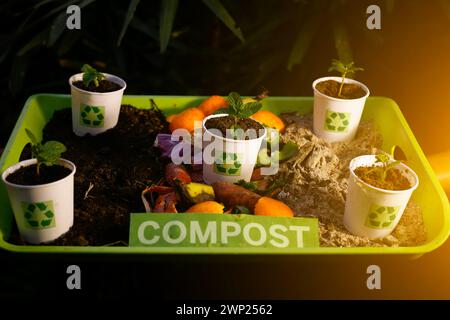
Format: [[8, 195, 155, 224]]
[[312, 76, 369, 143], [343, 155, 419, 239], [69, 73, 126, 136], [1, 159, 76, 244], [202, 114, 266, 184]]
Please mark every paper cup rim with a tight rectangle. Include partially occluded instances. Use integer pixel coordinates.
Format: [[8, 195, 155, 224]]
[[2, 158, 76, 190], [69, 73, 127, 95], [349, 155, 419, 194], [312, 76, 370, 102], [202, 114, 267, 143]]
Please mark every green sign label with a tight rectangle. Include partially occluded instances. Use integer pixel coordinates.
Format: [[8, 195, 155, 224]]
[[129, 213, 319, 248]]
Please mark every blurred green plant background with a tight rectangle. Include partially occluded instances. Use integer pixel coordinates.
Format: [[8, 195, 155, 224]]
[[0, 0, 386, 145], [2, 0, 450, 155]]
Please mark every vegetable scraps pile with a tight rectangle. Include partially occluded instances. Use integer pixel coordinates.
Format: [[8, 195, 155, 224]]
[[154, 94, 427, 248], [150, 93, 297, 217]]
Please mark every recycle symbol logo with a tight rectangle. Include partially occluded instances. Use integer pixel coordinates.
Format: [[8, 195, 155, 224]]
[[80, 104, 105, 128], [324, 110, 351, 132], [214, 152, 242, 176], [365, 204, 400, 229], [21, 201, 56, 229]]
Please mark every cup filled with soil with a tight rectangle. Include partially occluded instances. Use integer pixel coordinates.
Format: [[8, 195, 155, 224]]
[[69, 64, 126, 136], [202, 114, 266, 184], [343, 154, 419, 239], [312, 75, 369, 143], [1, 158, 76, 244]]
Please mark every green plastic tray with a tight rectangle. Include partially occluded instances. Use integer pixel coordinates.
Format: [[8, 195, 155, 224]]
[[0, 94, 449, 255]]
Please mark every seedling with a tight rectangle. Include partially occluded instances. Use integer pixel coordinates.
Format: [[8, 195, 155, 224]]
[[226, 92, 262, 119], [212, 92, 264, 139], [81, 64, 106, 87], [25, 129, 67, 176], [372, 153, 401, 183], [328, 59, 364, 98]]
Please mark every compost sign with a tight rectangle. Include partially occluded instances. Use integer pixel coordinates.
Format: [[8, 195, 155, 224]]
[[129, 213, 319, 248]]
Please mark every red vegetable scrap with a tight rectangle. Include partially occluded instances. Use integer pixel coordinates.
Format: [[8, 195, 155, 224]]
[[165, 163, 192, 186], [141, 185, 178, 213], [153, 191, 178, 213]]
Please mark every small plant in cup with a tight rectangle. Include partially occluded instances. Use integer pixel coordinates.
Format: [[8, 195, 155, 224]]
[[354, 153, 411, 191], [72, 64, 123, 93], [202, 92, 267, 184], [69, 63, 127, 136], [328, 59, 364, 98], [81, 64, 106, 88], [1, 130, 75, 244], [205, 92, 265, 140], [25, 129, 67, 176], [344, 153, 418, 239], [315, 59, 366, 100], [312, 58, 370, 143]]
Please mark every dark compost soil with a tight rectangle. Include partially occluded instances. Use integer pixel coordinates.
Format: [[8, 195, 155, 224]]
[[205, 115, 264, 140], [9, 105, 169, 246], [315, 80, 367, 99], [72, 79, 122, 93], [354, 165, 412, 191], [6, 164, 71, 186]]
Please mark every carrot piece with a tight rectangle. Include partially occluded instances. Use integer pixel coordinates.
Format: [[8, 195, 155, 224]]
[[198, 95, 228, 116], [169, 107, 205, 132], [212, 182, 261, 212]]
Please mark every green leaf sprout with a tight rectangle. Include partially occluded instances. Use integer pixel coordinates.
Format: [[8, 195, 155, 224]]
[[225, 92, 263, 119], [81, 64, 106, 87], [25, 129, 67, 176], [328, 59, 364, 98], [373, 153, 401, 182]]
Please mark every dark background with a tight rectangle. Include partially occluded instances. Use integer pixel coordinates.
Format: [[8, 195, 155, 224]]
[[1, 0, 450, 300], [4, 0, 450, 155]]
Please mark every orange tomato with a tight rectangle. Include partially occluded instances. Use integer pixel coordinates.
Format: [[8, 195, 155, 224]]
[[166, 114, 177, 123], [254, 197, 294, 217], [251, 110, 286, 133], [185, 201, 225, 214]]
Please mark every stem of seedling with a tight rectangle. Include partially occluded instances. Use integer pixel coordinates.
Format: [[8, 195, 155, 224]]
[[383, 161, 400, 182], [328, 59, 364, 98], [224, 92, 263, 139], [25, 128, 66, 179], [338, 70, 347, 98], [374, 153, 400, 183]]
